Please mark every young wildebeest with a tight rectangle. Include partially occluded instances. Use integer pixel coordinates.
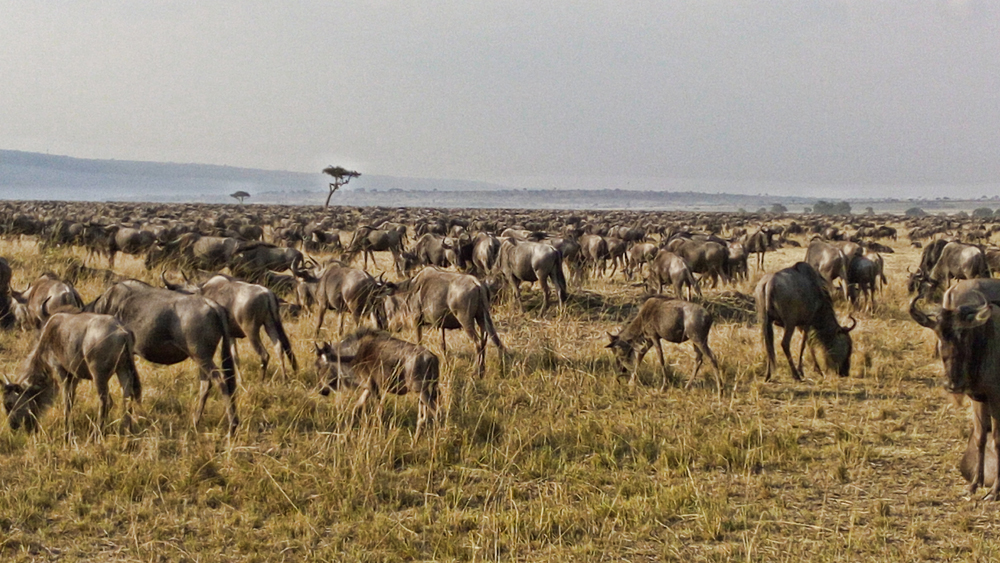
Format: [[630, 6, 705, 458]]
[[910, 292, 1000, 500], [498, 238, 568, 313], [2, 311, 141, 440], [313, 263, 393, 337], [315, 328, 439, 442], [383, 267, 504, 377], [646, 250, 701, 300], [86, 280, 239, 435], [756, 262, 856, 381], [606, 297, 721, 392], [163, 273, 298, 378]]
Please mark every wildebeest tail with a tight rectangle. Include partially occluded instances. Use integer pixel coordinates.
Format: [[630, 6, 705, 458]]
[[477, 282, 504, 349], [118, 329, 143, 404], [756, 278, 776, 369], [213, 306, 239, 396], [265, 290, 298, 372], [553, 251, 569, 303]]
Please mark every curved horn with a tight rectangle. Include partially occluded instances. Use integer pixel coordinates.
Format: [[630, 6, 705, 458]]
[[909, 294, 937, 329], [181, 270, 191, 284], [843, 315, 858, 333], [40, 295, 52, 319]]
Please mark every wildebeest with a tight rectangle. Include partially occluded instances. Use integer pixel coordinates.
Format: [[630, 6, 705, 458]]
[[383, 267, 504, 377], [145, 233, 243, 273], [646, 250, 700, 300], [344, 225, 406, 275], [846, 254, 881, 312], [742, 227, 773, 271], [909, 292, 1000, 499], [11, 273, 84, 330], [105, 226, 156, 269], [313, 263, 392, 337], [665, 237, 730, 288], [316, 328, 439, 442], [804, 240, 850, 302], [497, 238, 568, 313], [229, 243, 304, 282], [606, 297, 721, 392], [756, 262, 856, 381], [85, 280, 239, 435], [471, 232, 502, 276], [2, 312, 141, 439], [578, 234, 610, 278], [163, 273, 298, 378], [919, 241, 990, 289], [626, 242, 658, 280]]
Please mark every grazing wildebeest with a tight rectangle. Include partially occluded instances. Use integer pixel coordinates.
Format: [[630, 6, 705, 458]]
[[85, 280, 239, 435], [804, 240, 850, 302], [498, 238, 568, 313], [11, 273, 84, 330], [606, 297, 721, 392], [626, 242, 658, 280], [646, 250, 700, 300], [316, 328, 439, 442], [146, 233, 242, 273], [411, 233, 459, 269], [665, 238, 730, 288], [2, 312, 141, 439], [344, 226, 406, 274], [313, 264, 392, 337], [910, 292, 1000, 499], [928, 242, 990, 287], [229, 243, 304, 282], [756, 262, 856, 381], [943, 279, 1000, 309], [471, 232, 502, 276], [383, 267, 504, 377], [163, 273, 298, 378]]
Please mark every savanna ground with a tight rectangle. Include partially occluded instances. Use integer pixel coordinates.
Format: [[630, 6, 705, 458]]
[[0, 222, 996, 562]]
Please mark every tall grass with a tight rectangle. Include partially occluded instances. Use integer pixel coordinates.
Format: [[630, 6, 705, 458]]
[[0, 230, 995, 562]]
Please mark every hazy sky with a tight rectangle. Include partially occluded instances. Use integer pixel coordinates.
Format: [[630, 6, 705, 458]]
[[3, 1, 1000, 197]]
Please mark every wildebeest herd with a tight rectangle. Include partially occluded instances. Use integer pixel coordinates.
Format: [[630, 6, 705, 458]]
[[2, 200, 1000, 499]]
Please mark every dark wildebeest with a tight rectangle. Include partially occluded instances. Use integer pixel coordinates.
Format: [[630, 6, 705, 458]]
[[344, 226, 406, 275], [383, 267, 504, 377], [105, 226, 156, 269], [726, 241, 749, 281], [316, 328, 439, 442], [85, 280, 239, 435], [163, 273, 298, 378], [411, 233, 460, 269], [145, 233, 242, 273], [578, 234, 610, 278], [11, 273, 84, 330], [497, 238, 568, 313], [846, 254, 881, 312], [910, 292, 1000, 499], [606, 297, 721, 392], [804, 240, 850, 302], [2, 312, 141, 440], [313, 264, 392, 337], [756, 262, 856, 381], [626, 242, 658, 281], [605, 237, 628, 278], [229, 243, 304, 282], [646, 250, 700, 300], [742, 227, 773, 271], [471, 232, 502, 276], [665, 238, 730, 288], [0, 257, 13, 329]]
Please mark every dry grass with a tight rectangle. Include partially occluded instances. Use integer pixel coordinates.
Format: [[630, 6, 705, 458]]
[[0, 227, 997, 562]]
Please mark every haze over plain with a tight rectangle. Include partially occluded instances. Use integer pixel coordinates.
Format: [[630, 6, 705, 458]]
[[2, 2, 999, 199]]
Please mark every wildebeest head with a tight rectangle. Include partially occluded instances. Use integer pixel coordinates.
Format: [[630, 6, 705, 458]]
[[910, 292, 992, 393], [314, 343, 359, 395], [2, 376, 50, 432], [606, 332, 637, 375], [811, 316, 856, 378]]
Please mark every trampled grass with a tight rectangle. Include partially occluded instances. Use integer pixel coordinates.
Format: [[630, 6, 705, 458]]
[[0, 226, 996, 562]]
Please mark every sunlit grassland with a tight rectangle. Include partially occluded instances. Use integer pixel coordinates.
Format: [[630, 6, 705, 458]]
[[0, 227, 997, 562]]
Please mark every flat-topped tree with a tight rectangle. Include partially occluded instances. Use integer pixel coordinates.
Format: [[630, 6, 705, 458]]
[[231, 190, 250, 204], [322, 166, 361, 208]]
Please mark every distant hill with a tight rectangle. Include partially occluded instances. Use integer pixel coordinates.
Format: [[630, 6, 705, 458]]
[[0, 150, 510, 203]]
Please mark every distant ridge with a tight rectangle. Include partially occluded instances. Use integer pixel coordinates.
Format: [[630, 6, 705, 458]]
[[0, 150, 511, 203]]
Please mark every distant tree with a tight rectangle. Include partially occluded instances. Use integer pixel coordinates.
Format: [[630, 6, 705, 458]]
[[803, 207, 812, 214], [230, 190, 250, 204], [813, 200, 852, 215], [770, 203, 788, 214], [756, 207, 768, 214], [321, 166, 361, 208], [865, 206, 874, 215], [972, 207, 995, 219], [904, 207, 927, 217], [953, 211, 970, 219]]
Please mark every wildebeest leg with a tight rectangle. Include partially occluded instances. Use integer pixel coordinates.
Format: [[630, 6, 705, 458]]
[[762, 318, 776, 382], [653, 339, 669, 390], [629, 343, 651, 386], [538, 274, 551, 313], [62, 376, 79, 442], [781, 327, 801, 381], [193, 377, 212, 430], [95, 375, 111, 437], [460, 311, 485, 377], [987, 404, 1000, 500], [685, 343, 703, 391], [796, 329, 808, 376], [351, 379, 378, 427], [247, 325, 271, 377], [314, 306, 328, 338], [510, 278, 524, 311]]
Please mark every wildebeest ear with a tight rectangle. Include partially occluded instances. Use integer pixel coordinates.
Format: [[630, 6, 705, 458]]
[[606, 332, 618, 347], [3, 383, 23, 395], [957, 304, 992, 329]]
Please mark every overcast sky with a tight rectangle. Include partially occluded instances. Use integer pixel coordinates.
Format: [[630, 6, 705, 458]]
[[3, 1, 1000, 197]]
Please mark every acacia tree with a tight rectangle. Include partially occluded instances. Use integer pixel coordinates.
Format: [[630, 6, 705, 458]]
[[321, 165, 361, 208], [230, 190, 250, 204]]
